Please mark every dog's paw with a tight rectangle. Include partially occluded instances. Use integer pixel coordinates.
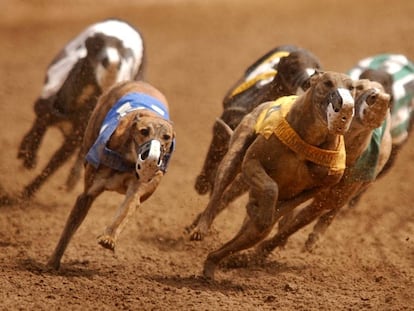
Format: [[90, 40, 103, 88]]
[[45, 258, 61, 271], [188, 226, 207, 241], [17, 145, 37, 169], [303, 233, 318, 253], [17, 149, 37, 170], [194, 175, 211, 195], [97, 234, 116, 251]]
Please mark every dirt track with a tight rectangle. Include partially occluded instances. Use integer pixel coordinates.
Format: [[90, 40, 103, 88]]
[[1, 1, 414, 310]]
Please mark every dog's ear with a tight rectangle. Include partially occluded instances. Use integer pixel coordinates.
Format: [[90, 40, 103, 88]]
[[85, 34, 105, 59], [309, 69, 323, 87]]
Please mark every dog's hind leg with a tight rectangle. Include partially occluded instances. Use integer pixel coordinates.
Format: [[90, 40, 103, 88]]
[[203, 158, 278, 280], [97, 173, 162, 251], [189, 111, 259, 240], [18, 98, 56, 169], [18, 118, 48, 169], [195, 108, 247, 195], [257, 182, 361, 257], [194, 118, 233, 195], [188, 172, 248, 240], [22, 133, 80, 199]]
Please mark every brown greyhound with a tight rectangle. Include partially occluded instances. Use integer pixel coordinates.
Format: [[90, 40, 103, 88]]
[[16, 19, 145, 201], [193, 71, 355, 280], [195, 45, 322, 195], [254, 79, 392, 257], [47, 80, 175, 270]]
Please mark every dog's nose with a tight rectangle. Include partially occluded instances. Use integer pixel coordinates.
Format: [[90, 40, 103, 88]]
[[136, 140, 162, 182]]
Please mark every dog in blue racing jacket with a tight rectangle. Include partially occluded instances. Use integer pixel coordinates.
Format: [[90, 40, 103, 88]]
[[47, 80, 175, 270]]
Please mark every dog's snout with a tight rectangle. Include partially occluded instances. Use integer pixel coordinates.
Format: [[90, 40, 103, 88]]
[[101, 47, 121, 69], [366, 91, 379, 106], [102, 56, 110, 68], [326, 88, 354, 134], [135, 140, 163, 182], [329, 89, 346, 112]]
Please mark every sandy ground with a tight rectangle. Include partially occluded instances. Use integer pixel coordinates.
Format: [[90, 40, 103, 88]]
[[0, 0, 413, 310]]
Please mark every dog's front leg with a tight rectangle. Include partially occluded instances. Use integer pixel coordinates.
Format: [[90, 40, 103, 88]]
[[22, 132, 80, 199], [97, 173, 162, 251], [47, 184, 104, 270]]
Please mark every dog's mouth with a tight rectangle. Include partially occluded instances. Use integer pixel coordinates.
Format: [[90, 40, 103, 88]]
[[135, 139, 163, 182]]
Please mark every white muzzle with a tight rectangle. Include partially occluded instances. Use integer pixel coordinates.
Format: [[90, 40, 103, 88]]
[[327, 88, 355, 134], [136, 140, 162, 182]]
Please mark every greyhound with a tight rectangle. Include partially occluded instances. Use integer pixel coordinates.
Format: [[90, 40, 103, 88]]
[[192, 71, 356, 280], [47, 81, 175, 270]]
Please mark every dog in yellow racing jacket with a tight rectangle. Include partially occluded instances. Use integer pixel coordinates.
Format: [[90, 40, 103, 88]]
[[47, 80, 175, 270], [190, 71, 355, 280]]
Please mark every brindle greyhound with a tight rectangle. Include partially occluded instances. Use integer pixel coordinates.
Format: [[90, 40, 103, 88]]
[[193, 71, 355, 280], [16, 19, 145, 200], [253, 79, 392, 257], [47, 80, 175, 270], [195, 45, 321, 195]]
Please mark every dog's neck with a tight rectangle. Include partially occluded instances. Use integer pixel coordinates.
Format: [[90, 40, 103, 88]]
[[344, 121, 375, 166], [287, 92, 340, 150]]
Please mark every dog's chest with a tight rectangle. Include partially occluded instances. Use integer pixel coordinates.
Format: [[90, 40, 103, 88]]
[[268, 158, 341, 200]]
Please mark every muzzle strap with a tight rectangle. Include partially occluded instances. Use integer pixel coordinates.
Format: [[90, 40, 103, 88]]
[[100, 147, 135, 172]]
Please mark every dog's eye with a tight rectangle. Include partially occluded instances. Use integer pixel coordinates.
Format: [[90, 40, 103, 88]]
[[139, 128, 150, 137], [162, 134, 171, 140], [324, 80, 334, 88]]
